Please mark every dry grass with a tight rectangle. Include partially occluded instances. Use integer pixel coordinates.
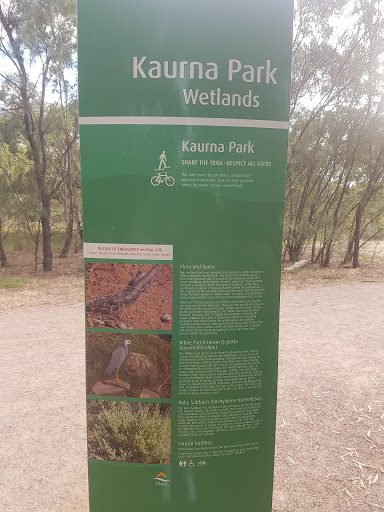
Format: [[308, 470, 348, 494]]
[[282, 241, 384, 289], [0, 251, 84, 310]]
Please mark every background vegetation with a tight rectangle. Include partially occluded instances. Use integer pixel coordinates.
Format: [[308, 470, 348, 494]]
[[0, 0, 383, 272], [286, 0, 384, 268], [0, 0, 80, 272]]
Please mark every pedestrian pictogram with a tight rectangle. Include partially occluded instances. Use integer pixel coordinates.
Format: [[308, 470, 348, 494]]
[[151, 151, 175, 186]]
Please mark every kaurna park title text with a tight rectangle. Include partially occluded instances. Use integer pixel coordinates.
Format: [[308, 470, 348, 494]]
[[132, 57, 279, 108]]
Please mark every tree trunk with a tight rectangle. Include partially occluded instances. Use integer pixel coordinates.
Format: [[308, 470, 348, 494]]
[[0, 218, 7, 266], [40, 199, 52, 271], [311, 233, 317, 264], [60, 205, 73, 258], [0, 7, 53, 271], [288, 247, 302, 263], [286, 233, 305, 263], [342, 233, 354, 265], [352, 205, 362, 268], [282, 242, 288, 263], [34, 221, 40, 275], [59, 160, 74, 258], [76, 205, 83, 241], [315, 241, 325, 264], [321, 241, 332, 268], [38, 60, 53, 271]]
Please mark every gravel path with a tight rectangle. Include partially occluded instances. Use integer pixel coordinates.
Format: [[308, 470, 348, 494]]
[[0, 304, 88, 512], [0, 280, 383, 511], [274, 281, 384, 511]]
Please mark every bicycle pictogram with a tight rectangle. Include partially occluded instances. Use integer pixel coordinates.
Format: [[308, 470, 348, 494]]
[[151, 171, 175, 187], [151, 151, 175, 186]]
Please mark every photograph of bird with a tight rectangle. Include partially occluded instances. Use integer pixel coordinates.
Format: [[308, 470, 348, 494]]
[[105, 339, 132, 385]]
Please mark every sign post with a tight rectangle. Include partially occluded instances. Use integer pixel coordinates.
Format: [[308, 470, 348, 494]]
[[78, 1, 293, 510]]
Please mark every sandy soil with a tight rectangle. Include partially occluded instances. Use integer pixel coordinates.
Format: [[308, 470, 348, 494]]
[[274, 281, 384, 511], [0, 303, 88, 512], [0, 277, 383, 511]]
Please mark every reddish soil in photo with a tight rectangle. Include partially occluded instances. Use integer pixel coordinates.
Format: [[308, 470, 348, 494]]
[[85, 262, 172, 330]]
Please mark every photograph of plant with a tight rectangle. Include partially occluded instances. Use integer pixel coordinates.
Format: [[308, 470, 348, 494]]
[[87, 400, 171, 464], [85, 262, 173, 330], [86, 332, 171, 399]]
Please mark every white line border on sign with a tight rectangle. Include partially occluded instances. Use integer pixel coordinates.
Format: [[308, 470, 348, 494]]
[[83, 243, 173, 261], [79, 116, 289, 130]]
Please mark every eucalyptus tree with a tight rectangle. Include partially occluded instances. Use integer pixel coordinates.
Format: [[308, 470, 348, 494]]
[[0, 0, 76, 270], [50, 68, 79, 259], [286, 0, 384, 265], [348, 117, 384, 267]]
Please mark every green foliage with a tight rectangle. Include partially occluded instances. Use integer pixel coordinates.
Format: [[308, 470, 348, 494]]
[[0, 0, 80, 270], [4, 0, 76, 65], [0, 0, 382, 270], [3, 229, 76, 251], [285, 0, 384, 266], [89, 401, 171, 464]]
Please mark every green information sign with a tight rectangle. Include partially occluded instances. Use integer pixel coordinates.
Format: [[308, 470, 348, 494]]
[[78, 1, 293, 510]]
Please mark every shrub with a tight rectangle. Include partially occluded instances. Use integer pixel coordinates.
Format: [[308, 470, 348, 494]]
[[90, 401, 171, 464]]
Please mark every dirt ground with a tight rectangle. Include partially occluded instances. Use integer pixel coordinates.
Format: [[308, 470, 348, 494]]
[[274, 280, 384, 512], [0, 252, 383, 511]]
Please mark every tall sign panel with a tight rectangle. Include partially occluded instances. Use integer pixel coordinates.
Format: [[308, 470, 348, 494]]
[[78, 1, 293, 510]]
